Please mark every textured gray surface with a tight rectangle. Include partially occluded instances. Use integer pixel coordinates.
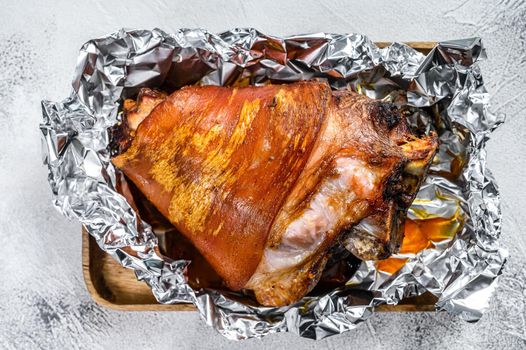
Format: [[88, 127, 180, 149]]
[[0, 0, 525, 349]]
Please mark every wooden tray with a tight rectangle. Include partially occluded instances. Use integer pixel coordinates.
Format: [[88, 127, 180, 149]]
[[82, 41, 438, 312], [82, 231, 437, 311]]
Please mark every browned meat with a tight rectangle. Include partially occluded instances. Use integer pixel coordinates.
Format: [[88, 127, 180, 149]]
[[112, 81, 437, 307]]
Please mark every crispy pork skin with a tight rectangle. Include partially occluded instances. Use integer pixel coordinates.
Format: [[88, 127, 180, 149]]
[[112, 81, 437, 306]]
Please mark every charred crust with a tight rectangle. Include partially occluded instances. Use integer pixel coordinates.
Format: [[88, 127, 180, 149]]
[[110, 88, 167, 156], [109, 113, 133, 156], [368, 101, 402, 130], [382, 161, 408, 203], [269, 96, 278, 108]]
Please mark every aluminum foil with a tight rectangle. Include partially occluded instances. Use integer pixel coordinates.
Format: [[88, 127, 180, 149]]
[[40, 28, 508, 340]]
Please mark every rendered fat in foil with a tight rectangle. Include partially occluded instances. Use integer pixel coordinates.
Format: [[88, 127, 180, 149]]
[[40, 28, 508, 340]]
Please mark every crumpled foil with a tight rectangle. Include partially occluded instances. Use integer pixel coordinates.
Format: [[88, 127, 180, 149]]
[[40, 28, 508, 340]]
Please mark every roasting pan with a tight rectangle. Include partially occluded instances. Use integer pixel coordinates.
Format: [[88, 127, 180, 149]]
[[82, 42, 440, 312]]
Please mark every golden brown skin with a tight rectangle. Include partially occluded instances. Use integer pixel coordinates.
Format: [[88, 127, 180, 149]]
[[113, 82, 329, 290], [112, 81, 437, 306]]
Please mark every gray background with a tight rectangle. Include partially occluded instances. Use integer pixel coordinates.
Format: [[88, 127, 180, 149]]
[[1, 0, 525, 349]]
